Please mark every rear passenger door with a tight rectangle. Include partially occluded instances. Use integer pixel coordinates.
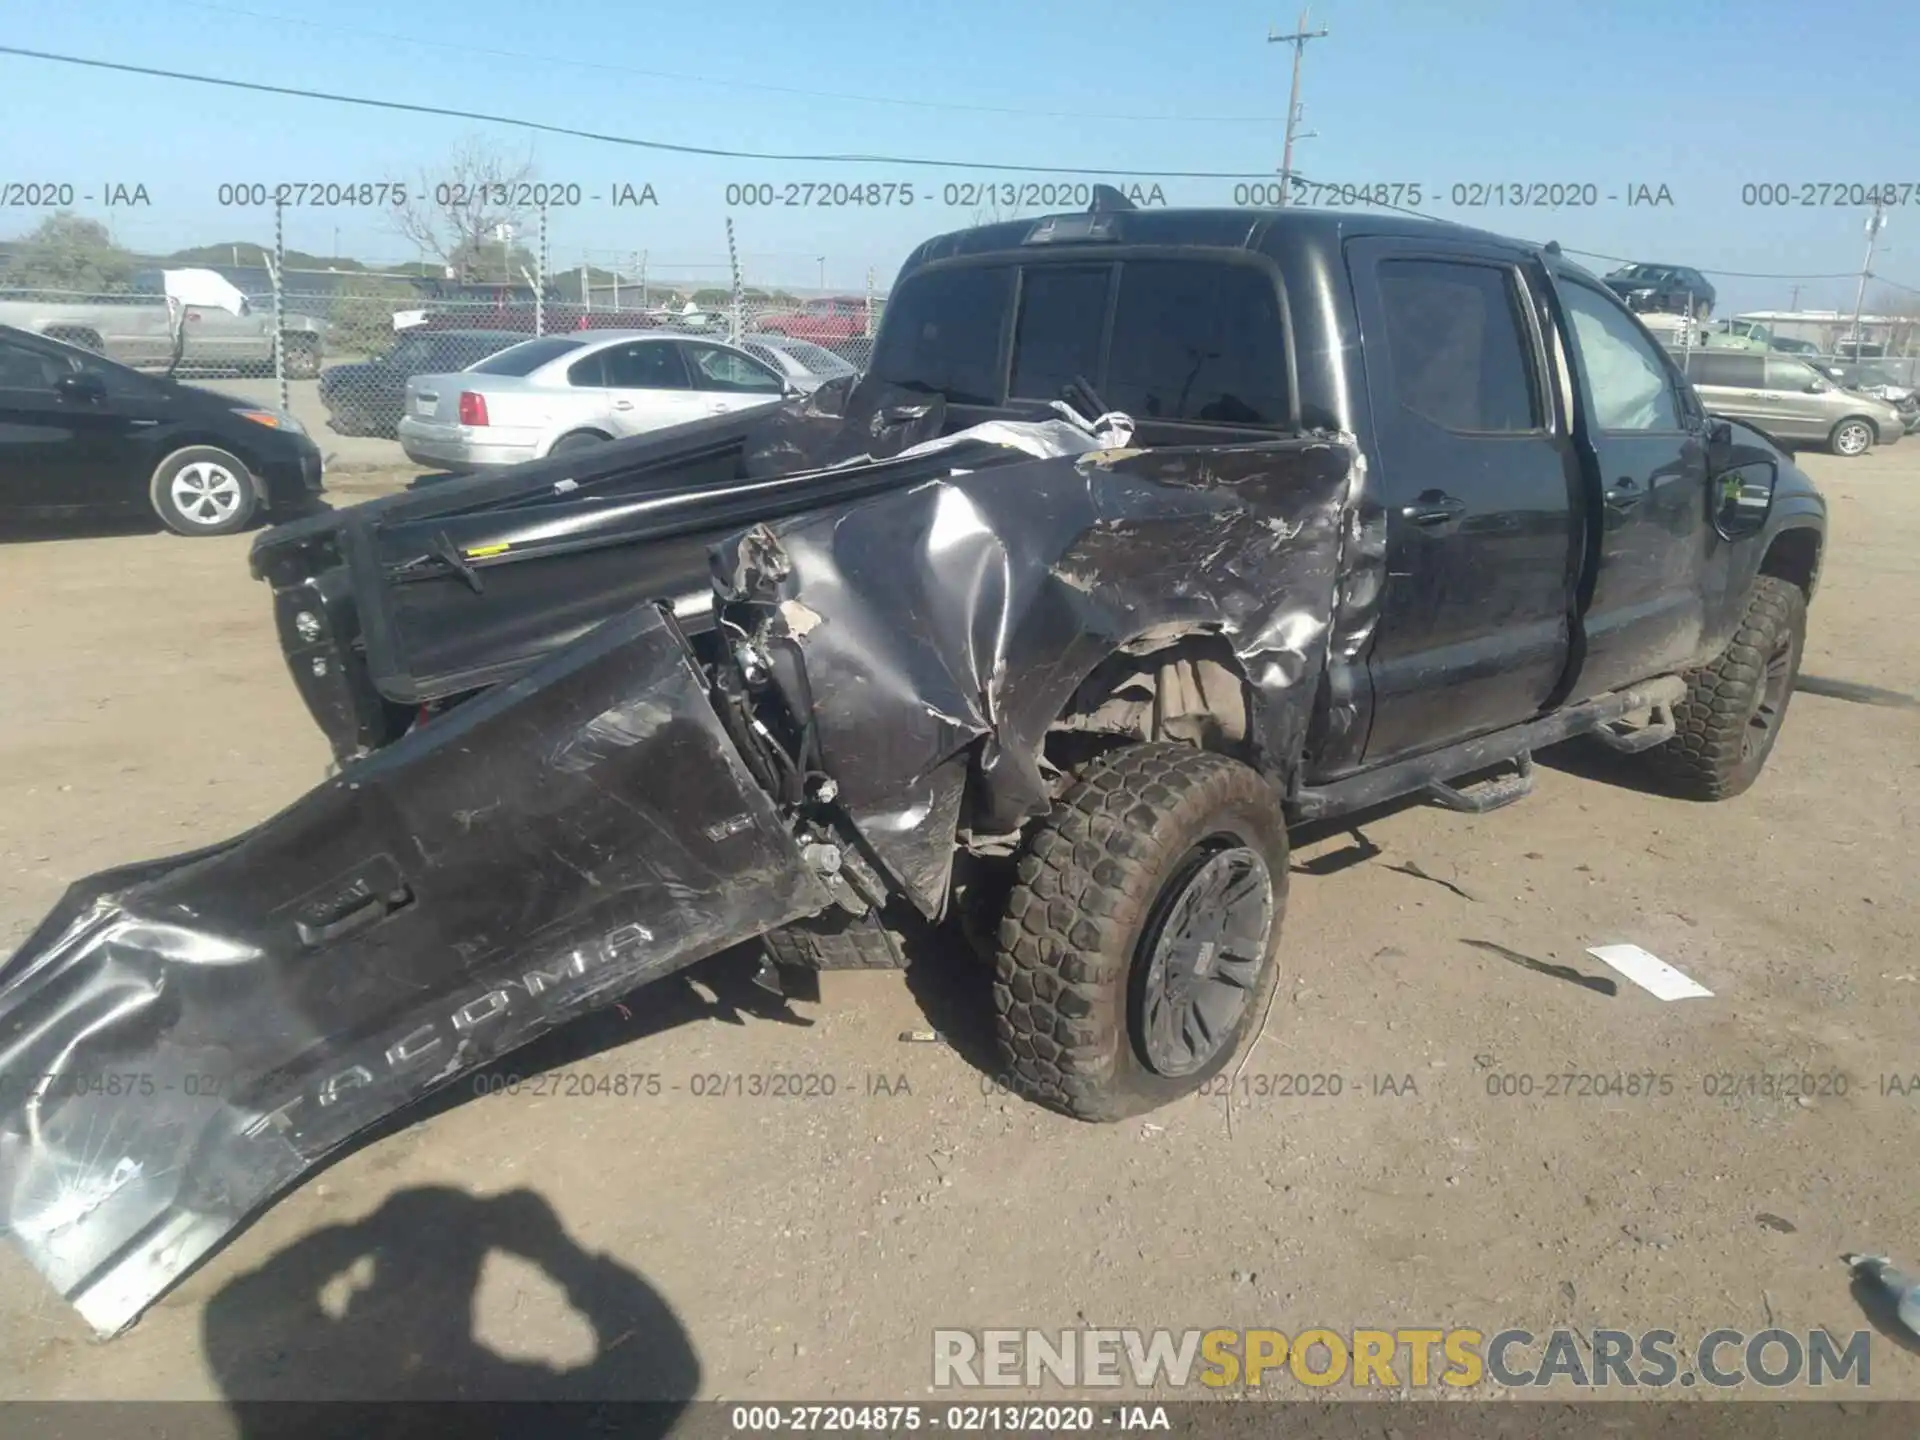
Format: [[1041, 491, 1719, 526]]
[[1551, 275, 1713, 698], [591, 340, 707, 437], [679, 342, 790, 416], [1347, 239, 1579, 762]]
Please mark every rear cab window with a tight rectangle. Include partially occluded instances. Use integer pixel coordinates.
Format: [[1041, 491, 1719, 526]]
[[870, 253, 1293, 431], [869, 265, 1013, 406]]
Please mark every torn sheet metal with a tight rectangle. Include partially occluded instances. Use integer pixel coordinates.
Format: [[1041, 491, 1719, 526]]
[[0, 605, 829, 1335], [718, 436, 1361, 916]]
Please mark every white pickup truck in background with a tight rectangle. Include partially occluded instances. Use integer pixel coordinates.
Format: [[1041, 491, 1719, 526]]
[[0, 268, 328, 376]]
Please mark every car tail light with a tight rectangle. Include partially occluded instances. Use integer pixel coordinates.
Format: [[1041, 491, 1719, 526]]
[[458, 391, 489, 427]]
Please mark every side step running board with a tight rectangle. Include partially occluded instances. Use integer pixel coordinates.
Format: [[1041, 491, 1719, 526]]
[[1424, 753, 1534, 813], [1291, 675, 1687, 822], [1589, 700, 1678, 754]]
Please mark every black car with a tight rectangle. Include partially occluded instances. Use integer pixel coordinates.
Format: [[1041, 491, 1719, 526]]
[[1603, 262, 1716, 318], [0, 324, 325, 536], [319, 328, 525, 437]]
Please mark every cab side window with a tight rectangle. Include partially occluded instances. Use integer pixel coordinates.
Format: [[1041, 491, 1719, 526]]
[[1375, 259, 1541, 432], [1558, 283, 1682, 431]]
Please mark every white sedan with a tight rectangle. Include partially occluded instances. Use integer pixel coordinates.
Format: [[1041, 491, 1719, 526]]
[[396, 330, 794, 471]]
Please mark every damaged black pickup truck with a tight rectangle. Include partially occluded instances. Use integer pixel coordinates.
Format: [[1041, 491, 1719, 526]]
[[1, 203, 1826, 1335]]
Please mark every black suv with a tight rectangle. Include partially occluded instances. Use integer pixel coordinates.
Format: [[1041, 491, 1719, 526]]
[[1603, 262, 1716, 318]]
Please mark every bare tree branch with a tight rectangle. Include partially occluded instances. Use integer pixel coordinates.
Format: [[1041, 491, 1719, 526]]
[[392, 137, 540, 283]]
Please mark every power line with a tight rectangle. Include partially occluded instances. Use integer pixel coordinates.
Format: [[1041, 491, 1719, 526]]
[[0, 45, 1294, 178], [166, 2, 1288, 126]]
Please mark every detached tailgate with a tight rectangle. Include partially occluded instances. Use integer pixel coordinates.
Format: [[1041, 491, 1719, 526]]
[[0, 603, 830, 1335]]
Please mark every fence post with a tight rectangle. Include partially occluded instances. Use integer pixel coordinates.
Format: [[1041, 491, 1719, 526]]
[[536, 204, 549, 336], [272, 196, 288, 414], [865, 265, 875, 338], [726, 217, 743, 344], [579, 263, 589, 312]]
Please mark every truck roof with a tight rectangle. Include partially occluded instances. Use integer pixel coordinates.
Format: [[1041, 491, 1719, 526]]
[[898, 205, 1548, 275]]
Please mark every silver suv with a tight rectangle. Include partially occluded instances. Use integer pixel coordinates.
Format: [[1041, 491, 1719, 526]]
[[1682, 349, 1904, 456]]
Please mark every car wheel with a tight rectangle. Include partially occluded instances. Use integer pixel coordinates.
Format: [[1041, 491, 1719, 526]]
[[550, 430, 610, 455], [993, 742, 1287, 1122], [1644, 575, 1805, 801], [1829, 417, 1875, 457], [282, 335, 322, 380], [150, 446, 259, 536]]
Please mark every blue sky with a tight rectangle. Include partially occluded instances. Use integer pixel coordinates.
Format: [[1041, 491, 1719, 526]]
[[3, 0, 1917, 312]]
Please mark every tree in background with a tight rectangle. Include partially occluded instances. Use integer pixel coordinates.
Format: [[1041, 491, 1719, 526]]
[[393, 137, 541, 284], [1, 212, 138, 292]]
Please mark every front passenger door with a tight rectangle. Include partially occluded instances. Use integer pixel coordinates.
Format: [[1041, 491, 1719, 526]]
[[1552, 277, 1712, 699], [679, 342, 788, 416]]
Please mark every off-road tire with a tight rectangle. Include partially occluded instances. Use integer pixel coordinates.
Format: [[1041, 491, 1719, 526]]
[[763, 908, 907, 970], [1645, 575, 1805, 800], [993, 742, 1288, 1122]]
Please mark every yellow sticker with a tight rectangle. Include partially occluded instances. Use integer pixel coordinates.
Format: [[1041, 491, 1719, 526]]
[[462, 542, 512, 559]]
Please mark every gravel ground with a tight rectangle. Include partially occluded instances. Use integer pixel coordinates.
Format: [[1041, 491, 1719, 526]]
[[0, 447, 1916, 1410]]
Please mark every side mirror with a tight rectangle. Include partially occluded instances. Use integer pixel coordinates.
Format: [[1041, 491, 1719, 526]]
[[1807, 378, 1831, 393], [56, 371, 107, 403], [1712, 459, 1776, 541]]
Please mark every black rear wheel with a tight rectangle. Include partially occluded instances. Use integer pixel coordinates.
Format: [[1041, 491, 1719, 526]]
[[993, 743, 1288, 1121]]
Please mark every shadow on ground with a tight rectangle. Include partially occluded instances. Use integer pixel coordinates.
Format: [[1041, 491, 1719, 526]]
[[203, 1184, 698, 1429], [1846, 1265, 1920, 1361]]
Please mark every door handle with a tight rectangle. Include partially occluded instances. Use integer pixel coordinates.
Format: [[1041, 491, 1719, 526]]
[[1605, 477, 1646, 511], [707, 402, 730, 413], [612, 400, 634, 411], [1399, 491, 1467, 527]]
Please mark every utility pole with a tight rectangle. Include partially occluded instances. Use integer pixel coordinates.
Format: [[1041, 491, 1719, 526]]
[[1268, 8, 1328, 205], [1787, 284, 1802, 312], [1847, 203, 1886, 356]]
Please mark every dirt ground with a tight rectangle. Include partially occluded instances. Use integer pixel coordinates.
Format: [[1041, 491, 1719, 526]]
[[1, 446, 1916, 1410]]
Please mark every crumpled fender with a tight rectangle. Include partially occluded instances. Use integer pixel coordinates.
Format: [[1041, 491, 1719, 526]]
[[0, 604, 830, 1336], [715, 436, 1363, 915]]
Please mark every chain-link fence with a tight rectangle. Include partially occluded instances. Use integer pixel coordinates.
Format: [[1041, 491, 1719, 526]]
[[0, 258, 886, 470]]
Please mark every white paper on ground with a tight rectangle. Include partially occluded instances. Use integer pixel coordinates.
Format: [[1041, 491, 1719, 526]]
[[1586, 943, 1714, 1000]]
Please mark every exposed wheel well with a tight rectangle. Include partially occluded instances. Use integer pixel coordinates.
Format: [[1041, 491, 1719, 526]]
[[1760, 526, 1821, 600], [1042, 628, 1252, 794]]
